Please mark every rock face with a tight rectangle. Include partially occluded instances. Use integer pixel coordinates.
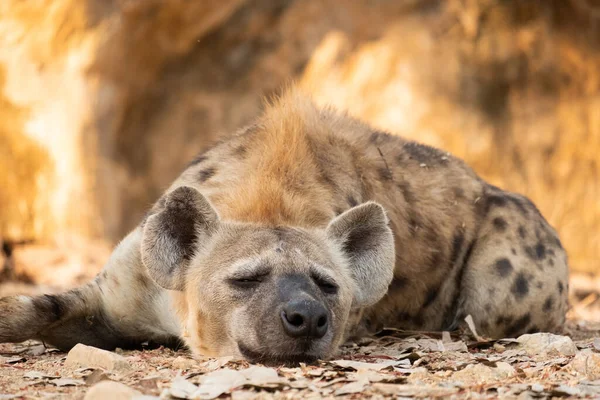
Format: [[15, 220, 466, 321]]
[[0, 1, 598, 273]]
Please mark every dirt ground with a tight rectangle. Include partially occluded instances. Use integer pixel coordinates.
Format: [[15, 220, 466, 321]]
[[1, 313, 600, 399]]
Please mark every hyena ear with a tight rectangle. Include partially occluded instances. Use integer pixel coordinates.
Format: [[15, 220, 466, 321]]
[[326, 202, 395, 308], [141, 186, 219, 291]]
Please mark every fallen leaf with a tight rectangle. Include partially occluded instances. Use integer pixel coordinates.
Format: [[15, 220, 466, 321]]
[[168, 376, 199, 399], [3, 356, 25, 364], [85, 369, 111, 385], [464, 315, 485, 342], [193, 369, 247, 399], [334, 378, 369, 395], [51, 378, 85, 387], [331, 359, 400, 371], [239, 366, 281, 385]]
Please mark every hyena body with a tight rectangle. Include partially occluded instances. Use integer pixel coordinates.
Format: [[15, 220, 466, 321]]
[[0, 92, 568, 363]]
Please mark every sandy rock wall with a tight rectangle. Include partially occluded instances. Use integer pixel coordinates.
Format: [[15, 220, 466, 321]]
[[0, 0, 598, 273]]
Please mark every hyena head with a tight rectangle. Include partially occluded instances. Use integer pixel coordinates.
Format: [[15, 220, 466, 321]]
[[141, 186, 395, 364]]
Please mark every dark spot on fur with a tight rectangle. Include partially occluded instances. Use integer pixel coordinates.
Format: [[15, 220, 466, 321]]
[[493, 217, 508, 232], [549, 259, 555, 267], [423, 287, 439, 308], [527, 326, 540, 334], [442, 239, 476, 329], [494, 258, 513, 277], [370, 131, 391, 144], [136, 273, 151, 289], [543, 296, 554, 312], [188, 154, 207, 167], [552, 235, 563, 248], [485, 194, 508, 214], [234, 144, 247, 157], [505, 313, 531, 337], [506, 196, 528, 215], [525, 242, 547, 261], [488, 287, 496, 297], [518, 226, 526, 239], [198, 167, 216, 183], [511, 248, 517, 255], [34, 295, 65, 321], [334, 208, 344, 216], [389, 276, 408, 291], [484, 304, 492, 312], [403, 142, 445, 165], [450, 229, 465, 265], [378, 167, 393, 181], [496, 315, 513, 326], [347, 195, 358, 207], [453, 187, 465, 200], [536, 281, 543, 289], [558, 281, 564, 294], [511, 272, 529, 300]]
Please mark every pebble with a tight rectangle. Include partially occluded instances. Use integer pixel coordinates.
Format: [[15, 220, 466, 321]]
[[515, 333, 577, 356], [65, 343, 131, 372]]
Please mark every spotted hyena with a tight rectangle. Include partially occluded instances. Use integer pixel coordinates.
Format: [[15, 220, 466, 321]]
[[0, 90, 568, 364]]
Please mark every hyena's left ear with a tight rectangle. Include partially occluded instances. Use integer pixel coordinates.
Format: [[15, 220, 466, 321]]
[[326, 202, 395, 308], [141, 186, 219, 291]]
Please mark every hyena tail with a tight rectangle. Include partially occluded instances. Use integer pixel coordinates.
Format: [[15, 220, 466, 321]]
[[0, 280, 138, 351]]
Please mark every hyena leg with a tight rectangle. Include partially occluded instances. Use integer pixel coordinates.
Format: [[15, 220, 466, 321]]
[[0, 282, 144, 351], [453, 199, 569, 338], [0, 229, 182, 351]]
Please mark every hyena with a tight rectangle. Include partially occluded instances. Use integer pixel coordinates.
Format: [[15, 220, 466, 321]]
[[0, 90, 569, 364]]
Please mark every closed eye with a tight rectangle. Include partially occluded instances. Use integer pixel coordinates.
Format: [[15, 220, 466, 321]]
[[227, 268, 270, 289], [311, 271, 339, 295]]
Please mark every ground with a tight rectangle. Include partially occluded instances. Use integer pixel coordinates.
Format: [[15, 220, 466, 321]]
[[1, 319, 600, 399]]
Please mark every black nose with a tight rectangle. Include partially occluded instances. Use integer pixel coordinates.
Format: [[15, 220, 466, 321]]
[[281, 299, 328, 339]]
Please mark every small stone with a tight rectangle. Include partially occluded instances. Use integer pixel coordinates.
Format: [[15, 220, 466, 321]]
[[65, 343, 131, 372], [531, 383, 544, 392], [515, 333, 577, 356], [84, 381, 141, 400], [570, 350, 600, 380]]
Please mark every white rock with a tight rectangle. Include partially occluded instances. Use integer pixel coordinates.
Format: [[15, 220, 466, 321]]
[[515, 333, 577, 356], [84, 381, 141, 400], [65, 343, 131, 372]]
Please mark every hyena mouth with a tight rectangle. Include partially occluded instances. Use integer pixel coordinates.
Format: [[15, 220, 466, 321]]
[[237, 343, 320, 365]]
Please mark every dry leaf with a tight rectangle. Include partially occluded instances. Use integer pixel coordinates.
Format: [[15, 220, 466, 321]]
[[51, 378, 85, 387], [193, 369, 247, 399], [168, 377, 199, 399], [331, 359, 399, 371], [334, 378, 369, 395], [464, 315, 485, 342], [239, 366, 281, 385]]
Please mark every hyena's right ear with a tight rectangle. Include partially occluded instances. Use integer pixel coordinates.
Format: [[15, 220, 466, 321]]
[[141, 186, 219, 291]]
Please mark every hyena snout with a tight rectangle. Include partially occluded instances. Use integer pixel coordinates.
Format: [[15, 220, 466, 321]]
[[281, 298, 328, 339]]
